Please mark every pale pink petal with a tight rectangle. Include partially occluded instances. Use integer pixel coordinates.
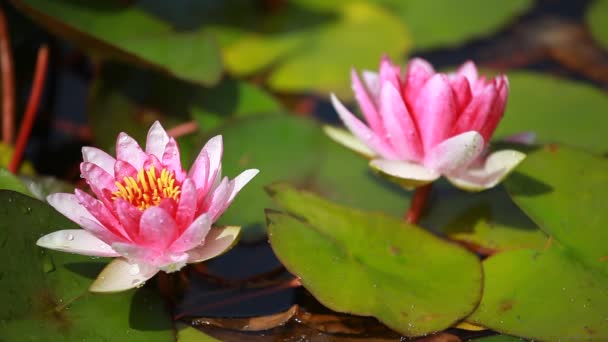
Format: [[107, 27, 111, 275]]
[[378, 55, 402, 95], [414, 74, 458, 152], [142, 153, 163, 172], [404, 58, 435, 107], [113, 199, 142, 238], [456, 60, 478, 84], [36, 229, 119, 257], [114, 160, 138, 182], [447, 150, 525, 191], [330, 94, 399, 160], [82, 147, 116, 176], [111, 242, 158, 263], [188, 149, 210, 190], [202, 177, 235, 222], [79, 217, 126, 246], [137, 206, 177, 249], [379, 83, 423, 162], [75, 189, 130, 241], [176, 178, 197, 229], [116, 132, 147, 170], [89, 258, 159, 293], [81, 162, 117, 193], [352, 68, 383, 134], [227, 169, 259, 203], [170, 213, 212, 254], [323, 126, 375, 158], [162, 138, 184, 180], [203, 135, 223, 192], [424, 131, 485, 173], [369, 159, 440, 189], [362, 70, 380, 99], [449, 75, 472, 113], [479, 75, 509, 141], [187, 226, 241, 263], [47, 193, 98, 226], [452, 84, 498, 139], [145, 121, 170, 159]]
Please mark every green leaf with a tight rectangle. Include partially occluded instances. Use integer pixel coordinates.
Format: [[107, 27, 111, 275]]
[[0, 168, 32, 196], [471, 335, 524, 342], [223, 2, 411, 99], [176, 323, 219, 342], [12, 0, 222, 86], [421, 183, 548, 253], [587, 0, 608, 49], [469, 146, 608, 340], [210, 115, 411, 241], [378, 0, 532, 49], [495, 72, 608, 154], [266, 184, 482, 337], [0, 191, 173, 341]]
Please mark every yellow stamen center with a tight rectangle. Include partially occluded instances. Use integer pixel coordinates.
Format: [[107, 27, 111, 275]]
[[112, 166, 181, 210]]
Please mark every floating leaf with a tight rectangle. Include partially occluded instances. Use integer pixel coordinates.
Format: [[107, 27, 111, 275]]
[[223, 2, 410, 98], [176, 323, 219, 342], [469, 146, 608, 340], [266, 184, 482, 337], [587, 0, 608, 49], [495, 72, 608, 153], [378, 0, 532, 49], [0, 191, 173, 341], [12, 0, 223, 85]]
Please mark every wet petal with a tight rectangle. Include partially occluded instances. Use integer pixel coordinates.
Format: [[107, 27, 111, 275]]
[[452, 83, 498, 139], [175, 178, 197, 229], [424, 131, 485, 173], [116, 132, 147, 170], [89, 258, 159, 293], [82, 147, 116, 176], [36, 229, 119, 257], [362, 70, 380, 99], [187, 226, 241, 263], [447, 150, 526, 192], [369, 159, 440, 189], [352, 68, 383, 134], [162, 138, 184, 180], [75, 189, 131, 241], [81, 162, 116, 193], [323, 126, 375, 158], [188, 149, 210, 190], [404, 57, 435, 106], [170, 213, 212, 254], [145, 121, 169, 159], [113, 199, 142, 238], [137, 206, 177, 249]]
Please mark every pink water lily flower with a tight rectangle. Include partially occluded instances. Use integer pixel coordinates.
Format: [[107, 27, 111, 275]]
[[37, 121, 258, 292], [325, 56, 525, 191]]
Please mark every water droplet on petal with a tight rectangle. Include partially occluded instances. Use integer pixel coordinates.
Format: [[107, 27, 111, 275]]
[[129, 264, 140, 275], [67, 234, 74, 241]]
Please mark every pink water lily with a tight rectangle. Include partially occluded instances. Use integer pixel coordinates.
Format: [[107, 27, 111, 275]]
[[325, 56, 525, 191], [37, 121, 258, 292]]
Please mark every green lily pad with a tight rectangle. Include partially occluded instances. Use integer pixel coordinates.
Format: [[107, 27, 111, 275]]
[[0, 168, 32, 196], [495, 72, 608, 154], [587, 0, 608, 49], [472, 335, 524, 342], [0, 190, 173, 341], [469, 146, 608, 340], [11, 0, 222, 86], [421, 183, 548, 253], [223, 2, 410, 98], [266, 184, 482, 337], [212, 115, 411, 241], [378, 0, 532, 49]]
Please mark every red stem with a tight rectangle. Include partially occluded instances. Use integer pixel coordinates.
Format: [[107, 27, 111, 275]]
[[404, 184, 432, 224], [0, 8, 15, 145], [8, 45, 49, 174], [166, 121, 198, 138]]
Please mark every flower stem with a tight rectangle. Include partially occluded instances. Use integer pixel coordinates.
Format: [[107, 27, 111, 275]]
[[0, 8, 15, 145], [8, 45, 49, 174], [404, 183, 432, 224]]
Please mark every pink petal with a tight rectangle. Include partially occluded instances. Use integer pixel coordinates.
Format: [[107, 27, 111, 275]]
[[447, 149, 525, 191], [449, 75, 472, 113], [113, 199, 142, 238], [170, 213, 212, 254], [75, 189, 131, 241], [452, 83, 498, 139], [36, 229, 119, 257], [330, 94, 399, 160], [352, 68, 383, 134], [142, 153, 163, 172], [82, 147, 116, 177], [380, 83, 423, 162], [137, 206, 177, 249], [456, 60, 478, 84], [79, 217, 126, 246], [414, 74, 458, 152], [362, 70, 380, 99], [176, 178, 197, 229], [323, 126, 375, 158], [201, 177, 235, 222], [47, 192, 98, 226], [203, 135, 223, 191], [89, 258, 159, 293], [404, 58, 435, 107], [424, 131, 485, 173], [188, 149, 210, 191], [81, 162, 117, 193], [369, 158, 440, 189], [378, 55, 402, 95], [227, 169, 259, 203], [479, 75, 509, 141], [145, 121, 170, 159], [114, 160, 138, 182], [116, 132, 147, 170], [187, 226, 241, 263], [162, 138, 184, 180]]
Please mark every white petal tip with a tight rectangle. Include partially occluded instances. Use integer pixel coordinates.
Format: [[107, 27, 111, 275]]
[[447, 150, 526, 192], [323, 125, 375, 158], [187, 226, 241, 263], [369, 159, 440, 190], [89, 259, 158, 293]]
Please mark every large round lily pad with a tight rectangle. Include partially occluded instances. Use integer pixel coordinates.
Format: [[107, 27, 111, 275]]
[[469, 146, 608, 340], [587, 0, 608, 49], [266, 184, 482, 337]]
